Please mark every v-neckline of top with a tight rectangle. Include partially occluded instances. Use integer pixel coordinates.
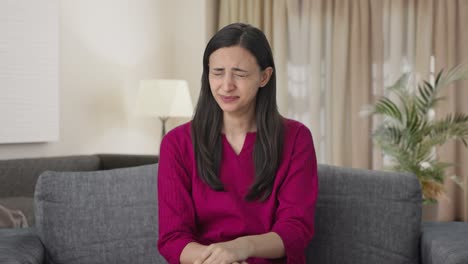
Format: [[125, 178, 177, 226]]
[[221, 132, 257, 157]]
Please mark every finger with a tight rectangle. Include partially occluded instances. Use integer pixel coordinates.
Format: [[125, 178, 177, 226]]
[[197, 247, 213, 264], [194, 258, 206, 264], [202, 249, 220, 264], [202, 254, 217, 264], [194, 255, 206, 264]]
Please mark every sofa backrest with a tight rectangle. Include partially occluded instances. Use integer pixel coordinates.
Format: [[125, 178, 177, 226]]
[[0, 154, 159, 198], [30, 159, 423, 264], [307, 164, 422, 264], [0, 154, 159, 227], [0, 155, 101, 197], [35, 164, 166, 264]]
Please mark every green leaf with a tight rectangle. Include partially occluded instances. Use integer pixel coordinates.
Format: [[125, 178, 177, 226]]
[[435, 70, 443, 87], [374, 97, 403, 123]]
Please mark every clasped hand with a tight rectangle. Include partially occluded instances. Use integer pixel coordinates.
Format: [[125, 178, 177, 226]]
[[193, 238, 251, 264]]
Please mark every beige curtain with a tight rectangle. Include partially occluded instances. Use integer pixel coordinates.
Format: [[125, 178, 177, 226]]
[[217, 0, 289, 114], [286, 0, 373, 167], [285, 0, 323, 161], [216, 0, 468, 221], [432, 0, 468, 221]]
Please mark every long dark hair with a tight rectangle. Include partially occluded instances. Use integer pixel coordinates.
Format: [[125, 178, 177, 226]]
[[191, 23, 284, 201]]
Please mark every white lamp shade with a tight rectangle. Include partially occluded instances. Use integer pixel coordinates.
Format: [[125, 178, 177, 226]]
[[136, 79, 193, 117]]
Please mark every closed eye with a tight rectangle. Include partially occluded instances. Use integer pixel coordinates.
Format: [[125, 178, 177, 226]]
[[235, 74, 247, 78], [232, 68, 249, 78]]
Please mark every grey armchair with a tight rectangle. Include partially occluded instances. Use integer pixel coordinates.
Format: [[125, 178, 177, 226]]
[[1, 155, 467, 264]]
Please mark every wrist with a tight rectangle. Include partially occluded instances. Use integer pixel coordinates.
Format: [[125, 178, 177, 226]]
[[180, 242, 206, 264], [236, 236, 255, 258]]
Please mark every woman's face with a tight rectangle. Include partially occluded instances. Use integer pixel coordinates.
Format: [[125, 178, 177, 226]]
[[208, 45, 272, 116]]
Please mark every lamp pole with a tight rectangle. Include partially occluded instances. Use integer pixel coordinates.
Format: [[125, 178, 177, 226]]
[[159, 116, 169, 139]]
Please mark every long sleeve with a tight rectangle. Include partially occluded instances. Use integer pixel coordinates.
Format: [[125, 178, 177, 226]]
[[157, 133, 197, 264], [271, 125, 318, 263]]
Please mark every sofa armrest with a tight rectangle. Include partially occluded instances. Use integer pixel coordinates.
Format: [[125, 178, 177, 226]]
[[421, 221, 468, 264], [0, 228, 44, 264], [97, 154, 158, 170]]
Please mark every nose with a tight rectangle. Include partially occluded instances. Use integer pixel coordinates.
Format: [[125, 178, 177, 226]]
[[222, 73, 235, 92]]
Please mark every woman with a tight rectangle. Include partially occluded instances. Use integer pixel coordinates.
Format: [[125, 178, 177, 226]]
[[157, 23, 318, 264]]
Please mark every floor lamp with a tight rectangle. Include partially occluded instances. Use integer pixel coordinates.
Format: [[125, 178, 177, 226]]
[[136, 79, 193, 144]]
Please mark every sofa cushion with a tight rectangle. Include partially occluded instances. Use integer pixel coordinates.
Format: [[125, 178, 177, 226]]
[[306, 165, 422, 264], [34, 164, 165, 264], [0, 228, 44, 264]]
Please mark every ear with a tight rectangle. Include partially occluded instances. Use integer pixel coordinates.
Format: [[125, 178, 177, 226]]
[[259, 67, 274, 88]]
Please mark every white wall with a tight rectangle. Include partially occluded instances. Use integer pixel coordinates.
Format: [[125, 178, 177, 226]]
[[0, 0, 208, 159]]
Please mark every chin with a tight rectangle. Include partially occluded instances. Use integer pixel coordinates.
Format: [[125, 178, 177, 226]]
[[219, 106, 239, 113], [216, 101, 237, 112]]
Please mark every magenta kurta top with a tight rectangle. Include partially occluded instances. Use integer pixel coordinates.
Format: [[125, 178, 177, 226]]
[[157, 119, 318, 264]]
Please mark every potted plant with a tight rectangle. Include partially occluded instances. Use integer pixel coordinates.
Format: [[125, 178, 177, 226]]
[[363, 64, 468, 205]]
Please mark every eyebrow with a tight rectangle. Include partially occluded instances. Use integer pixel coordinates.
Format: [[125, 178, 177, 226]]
[[212, 67, 249, 73]]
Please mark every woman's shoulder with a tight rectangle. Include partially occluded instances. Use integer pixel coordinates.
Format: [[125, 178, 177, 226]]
[[161, 121, 192, 145], [282, 118, 311, 136], [281, 118, 315, 160]]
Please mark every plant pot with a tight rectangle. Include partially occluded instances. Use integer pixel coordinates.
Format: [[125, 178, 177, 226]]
[[422, 203, 438, 221]]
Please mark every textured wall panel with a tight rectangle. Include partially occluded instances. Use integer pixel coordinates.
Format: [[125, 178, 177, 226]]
[[0, 0, 59, 143]]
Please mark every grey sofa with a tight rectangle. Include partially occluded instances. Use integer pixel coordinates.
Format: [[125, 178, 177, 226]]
[[0, 154, 467, 264], [0, 154, 159, 227]]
